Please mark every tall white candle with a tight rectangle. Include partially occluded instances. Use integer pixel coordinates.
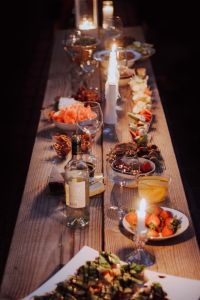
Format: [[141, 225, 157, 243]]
[[103, 1, 114, 29], [137, 198, 147, 235], [104, 44, 119, 124], [107, 44, 119, 84]]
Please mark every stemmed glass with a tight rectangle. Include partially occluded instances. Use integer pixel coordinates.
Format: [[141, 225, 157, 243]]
[[106, 155, 140, 220], [76, 101, 103, 159], [63, 30, 99, 87], [126, 199, 155, 266], [104, 16, 124, 49]]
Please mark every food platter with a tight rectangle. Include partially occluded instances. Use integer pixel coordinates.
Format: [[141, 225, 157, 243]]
[[122, 207, 189, 241], [23, 246, 200, 300]]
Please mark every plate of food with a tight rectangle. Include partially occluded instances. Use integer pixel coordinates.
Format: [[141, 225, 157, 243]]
[[122, 206, 189, 241], [127, 41, 156, 60], [22, 246, 200, 300], [49, 100, 97, 131]]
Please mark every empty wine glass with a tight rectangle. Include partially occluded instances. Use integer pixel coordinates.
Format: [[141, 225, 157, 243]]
[[104, 16, 124, 49], [106, 155, 140, 220], [76, 101, 103, 159], [63, 30, 99, 84]]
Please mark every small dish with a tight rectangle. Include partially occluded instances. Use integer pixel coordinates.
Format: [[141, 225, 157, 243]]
[[93, 49, 141, 68], [122, 207, 189, 241], [111, 157, 155, 177], [127, 41, 156, 60]]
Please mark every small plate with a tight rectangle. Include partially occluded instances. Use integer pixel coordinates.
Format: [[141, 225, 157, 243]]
[[93, 49, 141, 68], [122, 207, 189, 241]]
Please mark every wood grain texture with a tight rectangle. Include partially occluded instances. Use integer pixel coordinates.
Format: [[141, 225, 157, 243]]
[[0, 30, 102, 300], [1, 27, 200, 300], [102, 27, 200, 279]]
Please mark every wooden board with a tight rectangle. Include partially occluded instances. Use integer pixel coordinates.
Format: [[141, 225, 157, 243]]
[[0, 27, 200, 300]]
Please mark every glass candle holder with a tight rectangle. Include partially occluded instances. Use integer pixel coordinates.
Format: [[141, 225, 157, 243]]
[[75, 0, 98, 30], [102, 1, 114, 29]]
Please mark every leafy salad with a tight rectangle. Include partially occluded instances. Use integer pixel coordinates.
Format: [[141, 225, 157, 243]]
[[34, 252, 168, 299]]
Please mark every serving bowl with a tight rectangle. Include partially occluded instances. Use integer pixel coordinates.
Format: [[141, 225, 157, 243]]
[[93, 49, 141, 69]]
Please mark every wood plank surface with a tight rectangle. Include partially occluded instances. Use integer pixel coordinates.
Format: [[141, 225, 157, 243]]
[[102, 27, 200, 279], [0, 27, 200, 300], [0, 30, 102, 300]]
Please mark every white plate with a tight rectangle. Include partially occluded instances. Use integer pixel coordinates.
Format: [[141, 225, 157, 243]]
[[23, 246, 200, 300], [122, 207, 190, 241], [93, 49, 141, 68], [53, 119, 77, 131]]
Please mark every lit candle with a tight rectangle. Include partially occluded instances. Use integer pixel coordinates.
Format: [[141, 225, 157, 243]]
[[137, 198, 147, 235], [102, 1, 114, 29], [79, 17, 95, 30]]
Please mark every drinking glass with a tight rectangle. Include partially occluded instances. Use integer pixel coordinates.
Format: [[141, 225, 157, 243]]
[[106, 155, 140, 220], [104, 16, 123, 49], [63, 30, 99, 85], [76, 101, 103, 158]]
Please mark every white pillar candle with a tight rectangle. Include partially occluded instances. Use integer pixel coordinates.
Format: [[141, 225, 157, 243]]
[[104, 44, 119, 124], [102, 1, 114, 29], [137, 198, 147, 235]]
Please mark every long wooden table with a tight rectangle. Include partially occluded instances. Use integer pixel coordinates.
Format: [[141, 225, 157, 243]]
[[1, 27, 200, 300]]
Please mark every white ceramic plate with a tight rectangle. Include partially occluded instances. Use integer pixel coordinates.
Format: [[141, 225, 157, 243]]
[[122, 207, 189, 241], [23, 246, 200, 300], [93, 49, 141, 68]]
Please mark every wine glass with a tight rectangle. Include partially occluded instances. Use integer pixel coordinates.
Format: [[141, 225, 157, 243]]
[[106, 155, 140, 220], [104, 16, 124, 49], [126, 199, 155, 266], [76, 101, 103, 159], [63, 31, 99, 85]]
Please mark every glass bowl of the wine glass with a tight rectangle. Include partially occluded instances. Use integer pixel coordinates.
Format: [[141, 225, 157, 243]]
[[106, 157, 140, 190], [77, 101, 103, 144], [62, 30, 82, 60], [103, 16, 123, 49]]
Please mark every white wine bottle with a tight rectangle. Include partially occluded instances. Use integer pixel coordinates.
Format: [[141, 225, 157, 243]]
[[64, 134, 90, 228]]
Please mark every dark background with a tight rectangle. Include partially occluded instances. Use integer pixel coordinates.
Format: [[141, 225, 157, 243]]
[[1, 0, 200, 282]]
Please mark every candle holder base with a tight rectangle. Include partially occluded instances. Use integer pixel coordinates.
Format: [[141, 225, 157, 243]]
[[126, 248, 155, 266]]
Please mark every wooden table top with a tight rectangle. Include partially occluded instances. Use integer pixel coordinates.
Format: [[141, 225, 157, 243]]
[[1, 27, 200, 300]]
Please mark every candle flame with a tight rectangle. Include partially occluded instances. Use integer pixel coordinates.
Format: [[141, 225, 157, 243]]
[[112, 44, 117, 52]]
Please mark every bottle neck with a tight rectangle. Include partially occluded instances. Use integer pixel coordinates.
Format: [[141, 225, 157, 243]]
[[71, 134, 81, 156]]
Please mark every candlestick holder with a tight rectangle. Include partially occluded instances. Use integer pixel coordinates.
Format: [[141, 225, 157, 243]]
[[126, 231, 155, 266]]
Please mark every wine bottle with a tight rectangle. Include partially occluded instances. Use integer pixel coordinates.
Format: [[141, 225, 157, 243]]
[[64, 134, 89, 228]]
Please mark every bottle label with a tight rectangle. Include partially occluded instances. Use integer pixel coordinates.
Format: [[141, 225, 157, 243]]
[[65, 180, 86, 208]]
